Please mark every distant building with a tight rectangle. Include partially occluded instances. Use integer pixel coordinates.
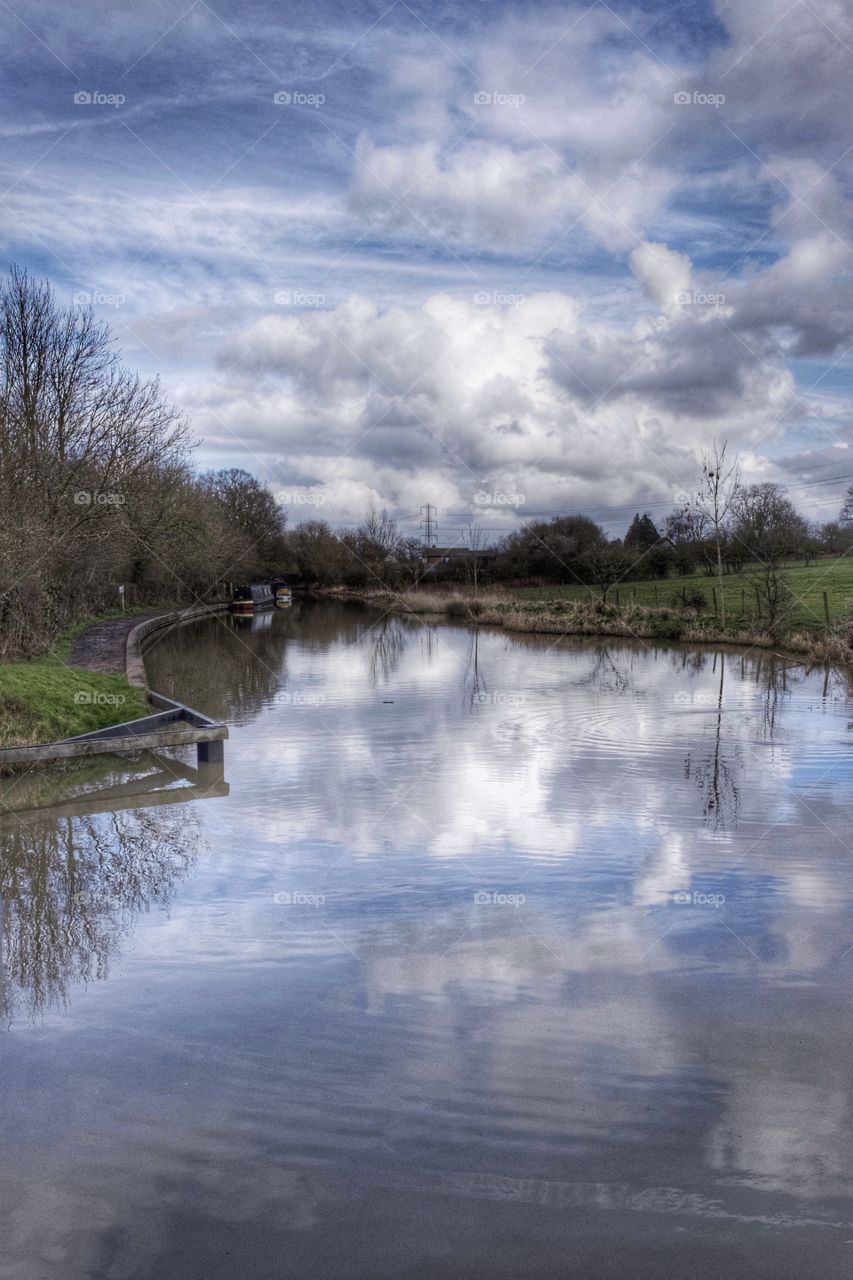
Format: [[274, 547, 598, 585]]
[[421, 546, 497, 572]]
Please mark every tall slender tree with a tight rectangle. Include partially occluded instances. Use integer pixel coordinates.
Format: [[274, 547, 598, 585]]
[[694, 439, 740, 625]]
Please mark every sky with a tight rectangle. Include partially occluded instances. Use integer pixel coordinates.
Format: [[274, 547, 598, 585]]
[[1, 0, 852, 541]]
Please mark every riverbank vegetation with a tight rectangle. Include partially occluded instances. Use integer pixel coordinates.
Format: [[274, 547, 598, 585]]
[[321, 586, 853, 666], [289, 483, 853, 608], [0, 267, 286, 659], [289, 442, 853, 662], [511, 557, 853, 628]]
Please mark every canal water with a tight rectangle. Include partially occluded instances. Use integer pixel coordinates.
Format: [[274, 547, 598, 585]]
[[2, 599, 853, 1278]]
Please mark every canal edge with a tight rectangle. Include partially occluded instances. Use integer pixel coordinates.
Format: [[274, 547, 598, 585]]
[[125, 603, 230, 691]]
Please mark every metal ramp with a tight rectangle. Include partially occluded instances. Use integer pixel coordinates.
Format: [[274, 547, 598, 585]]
[[0, 693, 227, 770]]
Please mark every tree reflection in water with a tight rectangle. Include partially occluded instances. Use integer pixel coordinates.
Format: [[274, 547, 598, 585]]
[[676, 649, 847, 830], [144, 600, 420, 723], [367, 615, 407, 688], [0, 758, 205, 1024], [683, 652, 741, 830], [574, 645, 637, 696], [464, 630, 486, 707]]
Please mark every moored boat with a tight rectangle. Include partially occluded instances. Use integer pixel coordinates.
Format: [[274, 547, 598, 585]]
[[229, 582, 275, 614]]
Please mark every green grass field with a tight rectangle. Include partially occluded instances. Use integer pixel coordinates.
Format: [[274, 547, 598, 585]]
[[512, 556, 853, 629], [0, 609, 152, 747]]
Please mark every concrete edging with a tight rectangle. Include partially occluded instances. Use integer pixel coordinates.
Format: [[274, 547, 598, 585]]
[[0, 603, 230, 772], [126, 603, 229, 690]]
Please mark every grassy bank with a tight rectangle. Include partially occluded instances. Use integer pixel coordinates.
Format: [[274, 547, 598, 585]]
[[323, 586, 853, 666], [512, 555, 853, 628], [0, 610, 150, 747]]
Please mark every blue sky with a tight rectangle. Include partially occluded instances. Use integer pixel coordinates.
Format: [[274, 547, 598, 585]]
[[2, 0, 852, 538]]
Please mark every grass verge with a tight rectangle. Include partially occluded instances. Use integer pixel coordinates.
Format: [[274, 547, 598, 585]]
[[0, 612, 151, 747], [512, 556, 853, 628]]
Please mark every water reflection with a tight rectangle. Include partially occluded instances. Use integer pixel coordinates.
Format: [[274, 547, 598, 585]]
[[0, 753, 212, 1022], [367, 614, 408, 687], [682, 656, 741, 828], [3, 603, 853, 1278], [141, 610, 287, 722]]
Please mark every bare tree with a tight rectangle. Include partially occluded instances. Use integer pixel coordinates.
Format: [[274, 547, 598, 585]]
[[581, 543, 633, 603], [360, 499, 400, 555], [462, 523, 488, 596], [750, 561, 793, 634], [664, 504, 708, 575], [0, 267, 288, 655], [730, 482, 806, 566], [694, 439, 740, 625]]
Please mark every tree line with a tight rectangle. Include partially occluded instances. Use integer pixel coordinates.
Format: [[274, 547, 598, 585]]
[[285, 467, 853, 607], [0, 268, 286, 657]]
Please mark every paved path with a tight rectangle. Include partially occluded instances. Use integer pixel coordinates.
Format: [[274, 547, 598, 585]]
[[68, 611, 170, 675]]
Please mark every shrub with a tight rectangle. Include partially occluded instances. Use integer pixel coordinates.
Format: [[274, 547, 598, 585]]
[[649, 611, 685, 640], [673, 587, 708, 611]]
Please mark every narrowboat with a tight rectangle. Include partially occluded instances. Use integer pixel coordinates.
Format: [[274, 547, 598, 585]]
[[229, 582, 275, 614], [274, 584, 292, 607]]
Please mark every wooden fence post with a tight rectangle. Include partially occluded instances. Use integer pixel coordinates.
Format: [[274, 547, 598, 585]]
[[824, 591, 831, 625]]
